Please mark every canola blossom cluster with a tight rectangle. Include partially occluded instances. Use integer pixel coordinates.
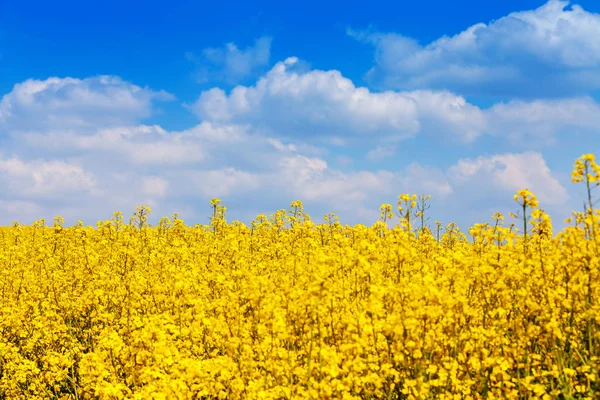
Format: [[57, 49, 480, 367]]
[[0, 155, 599, 399]]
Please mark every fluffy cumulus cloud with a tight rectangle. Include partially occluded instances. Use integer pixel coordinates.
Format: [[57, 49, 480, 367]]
[[0, 156, 98, 198], [486, 97, 600, 143], [0, 3, 592, 230], [191, 58, 600, 145], [0, 93, 573, 229], [274, 154, 454, 210], [24, 124, 208, 165], [190, 57, 487, 143], [275, 151, 568, 225], [447, 152, 569, 208], [184, 168, 261, 197], [187, 36, 272, 84], [350, 0, 600, 97], [0, 76, 174, 132], [7, 66, 597, 156]]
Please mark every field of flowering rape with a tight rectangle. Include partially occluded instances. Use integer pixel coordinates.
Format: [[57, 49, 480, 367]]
[[0, 154, 598, 399]]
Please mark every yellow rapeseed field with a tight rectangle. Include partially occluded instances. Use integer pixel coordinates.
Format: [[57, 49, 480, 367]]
[[0, 154, 599, 400]]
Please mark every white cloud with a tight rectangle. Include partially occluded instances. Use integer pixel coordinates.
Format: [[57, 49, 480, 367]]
[[185, 168, 261, 197], [269, 152, 565, 226], [486, 97, 600, 143], [21, 122, 255, 166], [142, 176, 169, 198], [179, 121, 249, 143], [408, 90, 486, 142], [0, 70, 582, 230], [276, 154, 453, 208], [403, 163, 454, 198], [366, 145, 396, 161], [278, 155, 328, 185], [296, 171, 390, 204], [448, 152, 569, 206], [190, 58, 486, 142], [191, 58, 600, 145], [350, 0, 600, 97], [187, 36, 272, 84], [23, 125, 205, 165], [267, 138, 297, 152], [0, 156, 98, 198], [0, 76, 173, 131]]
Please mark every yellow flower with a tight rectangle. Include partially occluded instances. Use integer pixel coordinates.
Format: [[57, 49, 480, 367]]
[[0, 154, 599, 399]]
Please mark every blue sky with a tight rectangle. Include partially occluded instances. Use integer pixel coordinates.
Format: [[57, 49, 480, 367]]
[[0, 0, 599, 231]]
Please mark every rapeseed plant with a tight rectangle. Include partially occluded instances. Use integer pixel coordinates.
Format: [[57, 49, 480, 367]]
[[0, 154, 598, 399]]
